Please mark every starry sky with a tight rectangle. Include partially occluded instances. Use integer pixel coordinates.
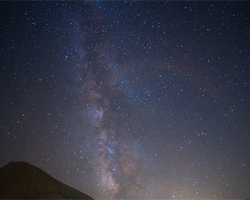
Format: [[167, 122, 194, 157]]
[[1, 1, 250, 199]]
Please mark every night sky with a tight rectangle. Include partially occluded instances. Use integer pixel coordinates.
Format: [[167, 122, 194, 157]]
[[1, 1, 250, 199]]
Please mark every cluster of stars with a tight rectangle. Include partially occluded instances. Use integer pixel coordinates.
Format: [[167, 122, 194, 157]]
[[1, 1, 250, 199]]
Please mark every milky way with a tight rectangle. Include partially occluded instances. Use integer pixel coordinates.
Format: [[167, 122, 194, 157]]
[[66, 3, 150, 198], [1, 1, 250, 199]]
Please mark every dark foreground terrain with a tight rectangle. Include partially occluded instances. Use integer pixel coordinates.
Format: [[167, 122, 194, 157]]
[[0, 161, 93, 199]]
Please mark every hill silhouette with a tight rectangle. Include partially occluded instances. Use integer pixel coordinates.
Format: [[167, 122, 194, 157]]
[[0, 161, 94, 199]]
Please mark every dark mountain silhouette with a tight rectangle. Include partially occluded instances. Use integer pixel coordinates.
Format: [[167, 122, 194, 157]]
[[0, 161, 94, 199]]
